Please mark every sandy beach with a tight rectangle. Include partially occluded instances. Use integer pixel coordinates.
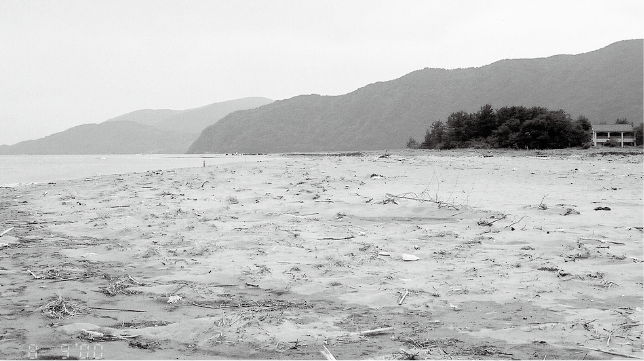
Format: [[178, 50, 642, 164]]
[[1, 149, 642, 360]]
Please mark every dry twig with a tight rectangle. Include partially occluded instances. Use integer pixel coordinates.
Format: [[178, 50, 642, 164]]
[[38, 295, 89, 319]]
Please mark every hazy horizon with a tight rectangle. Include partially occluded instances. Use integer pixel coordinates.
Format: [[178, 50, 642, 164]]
[[1, 0, 642, 146]]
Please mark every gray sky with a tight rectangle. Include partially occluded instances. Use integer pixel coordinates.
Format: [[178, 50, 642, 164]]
[[1, 0, 642, 146]]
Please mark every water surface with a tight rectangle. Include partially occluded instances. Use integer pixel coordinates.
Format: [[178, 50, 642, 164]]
[[0, 154, 265, 186]]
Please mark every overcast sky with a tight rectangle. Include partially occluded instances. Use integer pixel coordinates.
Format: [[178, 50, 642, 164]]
[[1, 0, 642, 146]]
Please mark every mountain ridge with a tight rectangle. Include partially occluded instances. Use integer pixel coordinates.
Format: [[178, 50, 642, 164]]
[[188, 39, 642, 153], [0, 97, 273, 154]]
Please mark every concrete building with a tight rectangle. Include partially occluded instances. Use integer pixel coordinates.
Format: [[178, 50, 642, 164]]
[[592, 124, 636, 147]]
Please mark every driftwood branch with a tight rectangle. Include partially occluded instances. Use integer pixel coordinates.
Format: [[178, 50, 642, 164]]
[[320, 345, 337, 360], [319, 236, 355, 240], [0, 227, 14, 237], [506, 216, 526, 229], [88, 306, 146, 312], [575, 345, 643, 359], [354, 327, 395, 336], [385, 193, 460, 210], [398, 289, 409, 305]]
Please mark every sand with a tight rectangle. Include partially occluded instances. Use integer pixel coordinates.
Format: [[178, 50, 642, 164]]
[[1, 148, 642, 360]]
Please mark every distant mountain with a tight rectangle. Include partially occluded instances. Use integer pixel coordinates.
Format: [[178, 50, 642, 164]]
[[105, 109, 183, 128], [188, 39, 643, 154], [1, 122, 195, 154], [0, 97, 273, 154], [105, 97, 273, 134]]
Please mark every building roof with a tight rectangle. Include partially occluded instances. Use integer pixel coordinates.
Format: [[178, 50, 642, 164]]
[[592, 124, 634, 132]]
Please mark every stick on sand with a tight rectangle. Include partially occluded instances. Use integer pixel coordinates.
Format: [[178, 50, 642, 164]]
[[355, 327, 395, 336], [320, 345, 336, 360], [0, 227, 14, 237]]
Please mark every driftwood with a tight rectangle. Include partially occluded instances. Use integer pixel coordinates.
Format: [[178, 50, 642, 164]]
[[385, 193, 460, 210], [320, 345, 337, 360], [575, 345, 643, 359], [478, 215, 507, 227], [0, 227, 14, 237], [319, 236, 355, 240], [398, 289, 409, 305], [579, 237, 625, 245], [27, 269, 39, 279], [505, 216, 526, 229], [354, 327, 395, 336], [89, 306, 146, 313]]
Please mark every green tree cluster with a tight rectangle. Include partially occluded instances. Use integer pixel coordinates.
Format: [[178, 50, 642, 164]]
[[410, 105, 592, 150], [634, 124, 644, 147]]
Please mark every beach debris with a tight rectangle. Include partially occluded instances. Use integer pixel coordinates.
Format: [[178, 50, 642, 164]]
[[77, 328, 139, 342], [360, 348, 425, 361], [505, 215, 527, 230], [385, 192, 459, 210], [401, 254, 420, 261], [167, 295, 183, 304], [0, 227, 14, 237], [574, 345, 642, 359], [537, 266, 559, 272], [319, 235, 355, 241], [101, 274, 145, 296], [129, 339, 159, 350], [381, 196, 398, 205], [27, 269, 40, 279], [227, 196, 239, 204], [79, 329, 117, 342], [88, 306, 146, 313], [38, 295, 89, 319], [354, 327, 395, 336], [477, 215, 506, 227], [538, 194, 548, 210], [378, 251, 391, 256], [398, 289, 409, 305], [320, 344, 337, 360], [594, 206, 611, 211], [563, 208, 580, 215], [370, 173, 384, 179]]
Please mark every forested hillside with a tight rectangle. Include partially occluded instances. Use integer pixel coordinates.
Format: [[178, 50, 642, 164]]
[[188, 40, 642, 153]]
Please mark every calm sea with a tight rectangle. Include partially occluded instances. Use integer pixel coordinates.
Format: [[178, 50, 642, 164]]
[[0, 154, 268, 186]]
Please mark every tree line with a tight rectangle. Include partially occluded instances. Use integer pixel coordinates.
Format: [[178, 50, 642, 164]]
[[408, 105, 594, 150]]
